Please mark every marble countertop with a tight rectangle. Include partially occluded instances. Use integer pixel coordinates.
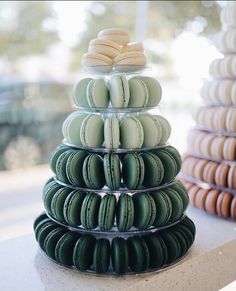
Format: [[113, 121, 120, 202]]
[[1, 207, 236, 291]]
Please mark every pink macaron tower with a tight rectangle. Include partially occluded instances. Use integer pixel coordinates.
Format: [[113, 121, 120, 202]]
[[181, 3, 236, 220]]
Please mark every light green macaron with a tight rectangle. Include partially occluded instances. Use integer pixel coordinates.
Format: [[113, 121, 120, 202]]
[[128, 78, 149, 108], [87, 78, 109, 108], [104, 117, 120, 149], [109, 75, 130, 108], [73, 78, 92, 108]]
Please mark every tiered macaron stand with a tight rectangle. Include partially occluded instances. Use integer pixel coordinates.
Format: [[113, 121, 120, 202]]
[[34, 60, 195, 275], [181, 4, 236, 220]]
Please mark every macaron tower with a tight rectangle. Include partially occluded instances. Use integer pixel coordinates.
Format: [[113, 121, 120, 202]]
[[34, 28, 195, 275], [181, 4, 236, 220]]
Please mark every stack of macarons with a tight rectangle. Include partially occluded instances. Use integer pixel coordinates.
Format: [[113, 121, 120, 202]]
[[43, 178, 189, 231], [73, 75, 162, 109], [62, 112, 171, 149], [34, 212, 195, 274], [181, 4, 236, 220], [82, 28, 147, 73], [50, 144, 181, 190]]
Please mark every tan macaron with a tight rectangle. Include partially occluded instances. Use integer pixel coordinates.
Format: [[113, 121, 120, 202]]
[[223, 137, 236, 161], [98, 28, 130, 45], [215, 163, 230, 187], [230, 196, 236, 219], [195, 188, 209, 210], [228, 164, 236, 189], [221, 192, 233, 218], [88, 39, 121, 59], [188, 184, 199, 207], [226, 108, 236, 132], [122, 42, 144, 53], [114, 51, 147, 66], [203, 161, 218, 184], [205, 189, 220, 215]]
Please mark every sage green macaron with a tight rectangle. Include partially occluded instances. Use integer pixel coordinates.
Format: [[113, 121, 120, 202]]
[[150, 190, 172, 226], [80, 114, 104, 148], [37, 222, 58, 251], [116, 193, 134, 231], [63, 190, 87, 226], [128, 78, 149, 108], [98, 194, 116, 231], [103, 154, 121, 190], [171, 181, 189, 212], [138, 114, 162, 147], [104, 116, 120, 149], [164, 145, 182, 173], [43, 181, 63, 215], [51, 187, 71, 222], [110, 75, 130, 108], [133, 192, 156, 229], [50, 144, 70, 173], [128, 236, 150, 272], [66, 150, 87, 186], [56, 149, 75, 183], [55, 232, 79, 266], [33, 212, 48, 230], [93, 238, 110, 274], [137, 76, 162, 107], [111, 237, 129, 274], [34, 218, 52, 241], [142, 152, 164, 187], [155, 150, 177, 183], [81, 192, 101, 229], [157, 115, 171, 145], [73, 78, 92, 107], [83, 153, 105, 189], [87, 78, 109, 108], [120, 116, 144, 149], [73, 234, 96, 271], [122, 153, 145, 189], [165, 188, 184, 222], [44, 227, 67, 260]]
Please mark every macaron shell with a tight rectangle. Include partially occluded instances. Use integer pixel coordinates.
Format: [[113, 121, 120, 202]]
[[73, 78, 92, 107], [44, 227, 67, 260], [83, 154, 105, 189], [65, 113, 87, 146], [128, 78, 149, 108], [144, 234, 165, 268], [109, 75, 130, 108], [116, 193, 134, 231], [142, 152, 164, 187], [103, 154, 121, 190], [56, 150, 75, 183], [66, 150, 87, 186], [104, 117, 120, 148], [221, 192, 233, 218], [51, 188, 71, 222], [87, 79, 109, 108], [93, 238, 111, 274], [155, 150, 177, 183], [33, 213, 48, 230], [205, 189, 221, 215], [50, 145, 70, 173], [38, 222, 58, 251], [165, 188, 184, 221], [43, 182, 63, 215], [138, 76, 162, 107], [98, 194, 116, 231], [157, 116, 171, 145], [161, 231, 180, 264], [111, 237, 129, 274], [80, 192, 101, 229]]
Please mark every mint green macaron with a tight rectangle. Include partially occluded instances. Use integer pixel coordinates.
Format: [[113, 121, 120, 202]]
[[109, 75, 130, 108], [87, 78, 109, 108], [157, 115, 171, 145], [73, 78, 92, 108], [137, 76, 162, 107], [103, 154, 121, 190], [128, 78, 149, 108], [104, 116, 120, 149]]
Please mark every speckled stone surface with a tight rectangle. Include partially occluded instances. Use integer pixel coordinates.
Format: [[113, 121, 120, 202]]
[[0, 207, 236, 291]]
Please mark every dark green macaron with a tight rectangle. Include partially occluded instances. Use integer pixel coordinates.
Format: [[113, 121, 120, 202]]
[[171, 230, 188, 258], [42, 177, 55, 195], [161, 231, 181, 264], [142, 152, 164, 187], [144, 234, 166, 269], [51, 188, 71, 222], [111, 237, 129, 274], [164, 145, 182, 173], [150, 190, 172, 226], [50, 144, 70, 173], [33, 212, 48, 230], [181, 216, 196, 240], [122, 153, 145, 189], [63, 190, 87, 226], [98, 194, 116, 231], [116, 193, 134, 231], [103, 154, 121, 190], [128, 236, 150, 272], [165, 188, 184, 222], [43, 181, 62, 215], [73, 234, 96, 271], [34, 218, 53, 241], [55, 232, 79, 266], [44, 227, 67, 260], [93, 238, 110, 274], [133, 192, 156, 229], [171, 181, 189, 212], [83, 153, 105, 189], [37, 222, 58, 251], [56, 149, 75, 183], [66, 150, 87, 186], [155, 149, 177, 184], [81, 192, 101, 229]]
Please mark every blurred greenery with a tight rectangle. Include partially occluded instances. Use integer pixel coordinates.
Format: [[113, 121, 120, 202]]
[[0, 1, 58, 59], [71, 1, 220, 71]]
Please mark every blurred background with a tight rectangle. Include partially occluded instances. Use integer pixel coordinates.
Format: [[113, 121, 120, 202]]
[[0, 1, 226, 240]]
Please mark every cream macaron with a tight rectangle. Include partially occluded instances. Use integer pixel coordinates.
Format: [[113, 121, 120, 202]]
[[122, 42, 144, 53], [98, 28, 130, 45], [114, 52, 146, 67], [88, 39, 121, 59], [82, 52, 113, 73]]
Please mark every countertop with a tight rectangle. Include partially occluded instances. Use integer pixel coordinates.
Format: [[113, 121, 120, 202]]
[[1, 207, 236, 291]]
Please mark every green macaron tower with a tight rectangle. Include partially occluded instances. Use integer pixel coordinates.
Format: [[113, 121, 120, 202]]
[[34, 28, 196, 275], [181, 4, 236, 220]]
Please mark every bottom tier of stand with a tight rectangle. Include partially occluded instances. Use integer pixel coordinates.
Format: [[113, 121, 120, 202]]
[[34, 213, 195, 275]]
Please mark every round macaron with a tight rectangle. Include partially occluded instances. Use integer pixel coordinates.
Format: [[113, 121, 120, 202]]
[[51, 187, 71, 222], [104, 116, 120, 149], [122, 42, 144, 53], [114, 52, 147, 67], [55, 149, 75, 183], [43, 181, 63, 215], [128, 236, 150, 272], [128, 78, 149, 108], [80, 192, 101, 229], [205, 189, 221, 215], [87, 78, 109, 108], [93, 238, 111, 274], [116, 193, 134, 231], [98, 194, 116, 231], [55, 232, 79, 266], [65, 150, 87, 186], [133, 192, 156, 229], [142, 152, 164, 187], [98, 28, 130, 45], [37, 222, 58, 251], [63, 190, 87, 226], [103, 154, 121, 190], [150, 190, 172, 226], [171, 181, 189, 212], [122, 153, 145, 189], [33, 212, 48, 231], [160, 231, 180, 264], [137, 76, 162, 107], [73, 78, 92, 108], [165, 188, 184, 222], [88, 38, 121, 58], [111, 237, 129, 274], [80, 114, 104, 148], [137, 114, 162, 147], [109, 75, 130, 108], [120, 116, 144, 149], [73, 234, 96, 271], [82, 52, 113, 73], [34, 218, 53, 241], [83, 153, 105, 189], [50, 145, 70, 173], [157, 116, 171, 145], [44, 227, 67, 260]]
